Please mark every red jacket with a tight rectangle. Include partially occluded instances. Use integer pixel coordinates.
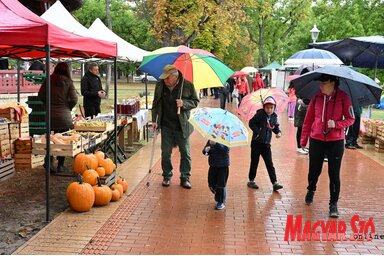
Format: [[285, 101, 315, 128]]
[[252, 73, 264, 91], [236, 78, 250, 95], [300, 89, 355, 147]]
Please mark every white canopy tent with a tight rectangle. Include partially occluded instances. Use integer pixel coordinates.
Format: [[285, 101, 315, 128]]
[[42, 2, 149, 62], [89, 18, 149, 62], [41, 1, 91, 37]]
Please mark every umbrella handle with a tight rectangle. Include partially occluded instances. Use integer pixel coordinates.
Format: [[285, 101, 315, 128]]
[[177, 107, 181, 115]]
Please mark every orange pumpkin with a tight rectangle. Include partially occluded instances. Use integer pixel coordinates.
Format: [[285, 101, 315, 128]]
[[66, 175, 95, 212], [117, 177, 128, 193], [110, 183, 123, 198], [92, 177, 112, 206], [73, 153, 98, 174], [110, 188, 121, 202], [94, 151, 105, 164], [82, 169, 99, 186], [95, 166, 106, 177], [100, 158, 115, 175]]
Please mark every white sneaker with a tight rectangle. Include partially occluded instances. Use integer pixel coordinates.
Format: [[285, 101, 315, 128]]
[[303, 148, 309, 152], [296, 148, 308, 155]]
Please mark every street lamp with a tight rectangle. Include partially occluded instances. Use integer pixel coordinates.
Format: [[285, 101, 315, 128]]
[[310, 24, 320, 43]]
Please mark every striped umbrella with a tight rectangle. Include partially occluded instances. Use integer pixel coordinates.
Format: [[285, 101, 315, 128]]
[[138, 45, 234, 90]]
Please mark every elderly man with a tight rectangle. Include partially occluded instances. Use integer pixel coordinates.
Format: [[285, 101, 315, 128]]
[[152, 64, 199, 189]]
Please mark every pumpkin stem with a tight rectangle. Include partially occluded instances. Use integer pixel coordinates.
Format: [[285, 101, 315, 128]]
[[76, 174, 83, 184], [97, 176, 102, 187]]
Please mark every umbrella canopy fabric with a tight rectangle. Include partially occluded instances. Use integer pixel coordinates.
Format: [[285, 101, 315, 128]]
[[237, 88, 289, 121], [286, 74, 300, 81], [284, 49, 344, 67], [294, 64, 320, 75], [291, 65, 383, 108], [241, 66, 258, 73], [139, 46, 234, 90], [231, 71, 249, 78], [309, 36, 384, 69], [189, 107, 249, 148]]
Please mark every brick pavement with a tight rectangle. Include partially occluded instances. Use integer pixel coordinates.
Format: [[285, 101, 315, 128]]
[[14, 97, 384, 255]]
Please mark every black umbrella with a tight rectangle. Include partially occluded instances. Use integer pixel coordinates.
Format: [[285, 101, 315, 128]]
[[291, 65, 383, 108]]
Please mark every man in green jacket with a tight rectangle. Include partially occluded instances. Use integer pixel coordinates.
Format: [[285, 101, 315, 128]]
[[152, 64, 200, 189]]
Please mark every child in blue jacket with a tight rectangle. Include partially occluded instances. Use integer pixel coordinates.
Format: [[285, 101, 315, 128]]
[[203, 140, 230, 210], [247, 96, 283, 191]]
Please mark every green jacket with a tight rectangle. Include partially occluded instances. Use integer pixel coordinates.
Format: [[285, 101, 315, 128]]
[[152, 71, 199, 138]]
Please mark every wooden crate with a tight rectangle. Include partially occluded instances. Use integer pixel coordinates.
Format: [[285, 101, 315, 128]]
[[0, 139, 10, 157], [358, 135, 375, 144], [19, 122, 29, 137], [8, 122, 20, 140], [377, 126, 384, 141], [14, 153, 44, 169], [0, 108, 18, 121], [374, 138, 384, 153], [32, 135, 84, 157], [0, 157, 15, 181], [0, 123, 9, 140], [74, 122, 114, 132], [15, 137, 32, 153]]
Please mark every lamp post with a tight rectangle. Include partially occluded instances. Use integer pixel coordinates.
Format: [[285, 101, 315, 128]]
[[310, 24, 320, 43]]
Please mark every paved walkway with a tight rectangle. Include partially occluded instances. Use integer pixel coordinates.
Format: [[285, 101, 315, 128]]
[[14, 98, 384, 255]]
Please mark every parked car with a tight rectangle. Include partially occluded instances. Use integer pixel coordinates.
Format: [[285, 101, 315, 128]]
[[136, 74, 157, 83]]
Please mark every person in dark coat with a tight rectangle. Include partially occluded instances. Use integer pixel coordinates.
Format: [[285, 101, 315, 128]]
[[80, 63, 106, 118], [152, 64, 199, 189], [38, 62, 78, 173], [294, 97, 310, 154], [247, 96, 283, 191], [203, 140, 230, 210], [29, 60, 44, 71]]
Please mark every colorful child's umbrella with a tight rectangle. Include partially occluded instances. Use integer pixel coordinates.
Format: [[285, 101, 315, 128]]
[[237, 88, 289, 122], [138, 45, 234, 90], [188, 107, 249, 148]]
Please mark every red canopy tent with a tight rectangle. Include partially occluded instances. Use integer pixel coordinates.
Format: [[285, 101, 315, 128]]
[[0, 0, 117, 59], [0, 0, 118, 221]]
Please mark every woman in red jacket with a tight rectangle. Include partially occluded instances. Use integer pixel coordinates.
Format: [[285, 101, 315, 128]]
[[235, 76, 250, 106], [300, 74, 355, 218]]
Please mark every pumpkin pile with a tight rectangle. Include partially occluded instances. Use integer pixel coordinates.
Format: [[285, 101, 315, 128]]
[[66, 151, 127, 212]]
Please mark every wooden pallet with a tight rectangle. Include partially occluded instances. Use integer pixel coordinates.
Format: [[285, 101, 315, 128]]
[[0, 158, 15, 181], [358, 135, 375, 144], [32, 135, 84, 157], [14, 153, 44, 169], [377, 126, 384, 141]]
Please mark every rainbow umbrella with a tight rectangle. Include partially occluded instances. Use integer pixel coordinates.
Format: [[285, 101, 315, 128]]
[[189, 107, 249, 148], [237, 88, 289, 121], [138, 45, 234, 90]]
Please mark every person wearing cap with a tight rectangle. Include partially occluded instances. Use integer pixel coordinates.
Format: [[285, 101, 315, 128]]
[[247, 96, 284, 192], [152, 64, 199, 189], [301, 74, 355, 218]]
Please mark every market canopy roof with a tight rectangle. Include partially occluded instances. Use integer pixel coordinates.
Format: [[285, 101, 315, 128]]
[[259, 61, 282, 71], [88, 18, 149, 62], [0, 0, 117, 59], [41, 1, 91, 37]]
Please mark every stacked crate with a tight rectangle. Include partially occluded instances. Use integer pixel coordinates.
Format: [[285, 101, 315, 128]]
[[0, 121, 10, 157], [375, 126, 384, 153], [0, 157, 15, 181], [14, 137, 44, 168]]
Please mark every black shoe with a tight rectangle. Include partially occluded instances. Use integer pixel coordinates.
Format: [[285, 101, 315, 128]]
[[162, 178, 171, 187], [305, 190, 315, 205], [43, 163, 56, 173], [273, 182, 283, 191], [354, 144, 363, 149], [345, 144, 356, 149], [329, 203, 339, 218], [247, 181, 259, 189], [180, 178, 192, 189], [57, 165, 67, 173]]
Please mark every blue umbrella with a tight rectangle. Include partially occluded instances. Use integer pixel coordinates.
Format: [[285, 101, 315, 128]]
[[291, 65, 383, 108], [284, 49, 344, 67]]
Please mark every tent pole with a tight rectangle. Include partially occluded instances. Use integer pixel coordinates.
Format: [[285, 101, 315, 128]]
[[145, 73, 148, 142], [17, 60, 21, 103], [45, 45, 51, 222], [114, 58, 118, 175], [374, 56, 378, 79]]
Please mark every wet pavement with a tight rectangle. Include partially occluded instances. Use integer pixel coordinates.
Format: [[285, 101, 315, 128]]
[[14, 97, 384, 255]]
